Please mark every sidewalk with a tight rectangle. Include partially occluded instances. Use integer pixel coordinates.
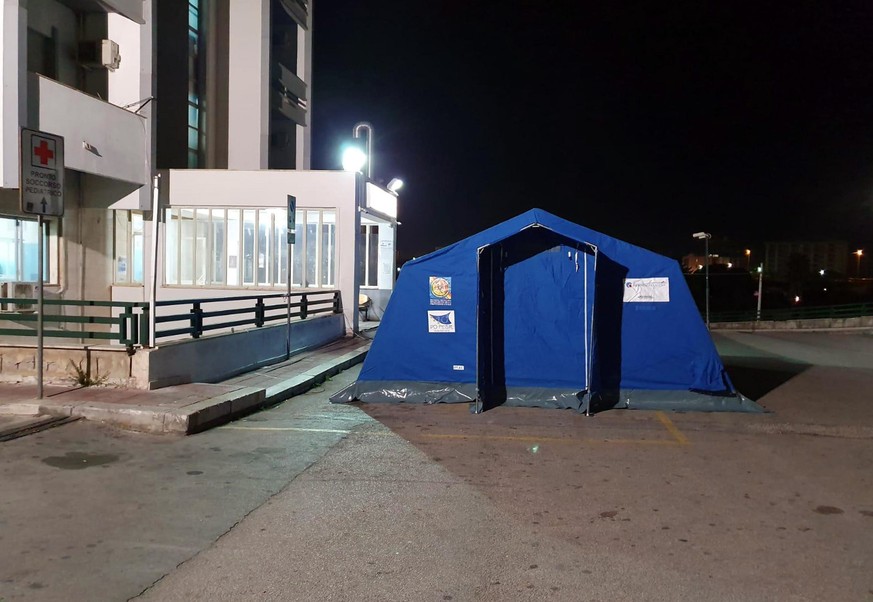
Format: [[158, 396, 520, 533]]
[[0, 335, 370, 436]]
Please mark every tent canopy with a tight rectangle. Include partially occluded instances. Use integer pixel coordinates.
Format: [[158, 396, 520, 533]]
[[333, 209, 762, 414]]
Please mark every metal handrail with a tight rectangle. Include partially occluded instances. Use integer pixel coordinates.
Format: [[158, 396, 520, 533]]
[[711, 302, 873, 324], [0, 290, 343, 349]]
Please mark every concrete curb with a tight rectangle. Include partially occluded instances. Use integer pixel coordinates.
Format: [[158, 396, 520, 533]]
[[263, 345, 370, 405], [0, 344, 369, 436], [0, 402, 43, 416]]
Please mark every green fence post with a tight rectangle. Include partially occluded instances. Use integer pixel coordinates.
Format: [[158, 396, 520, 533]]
[[255, 297, 265, 327], [139, 306, 150, 347], [191, 302, 203, 338], [119, 308, 130, 346]]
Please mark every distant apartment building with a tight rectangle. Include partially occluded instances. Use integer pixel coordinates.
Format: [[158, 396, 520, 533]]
[[0, 0, 397, 337], [764, 241, 849, 278]]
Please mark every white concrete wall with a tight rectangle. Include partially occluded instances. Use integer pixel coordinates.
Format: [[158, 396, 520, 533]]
[[227, 0, 270, 169], [108, 1, 154, 212], [31, 75, 148, 187], [0, 0, 25, 188], [296, 0, 312, 169]]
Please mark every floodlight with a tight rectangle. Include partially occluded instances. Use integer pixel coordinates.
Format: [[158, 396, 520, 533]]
[[387, 178, 404, 193]]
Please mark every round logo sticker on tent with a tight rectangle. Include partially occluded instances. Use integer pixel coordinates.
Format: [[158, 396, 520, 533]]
[[429, 276, 452, 305]]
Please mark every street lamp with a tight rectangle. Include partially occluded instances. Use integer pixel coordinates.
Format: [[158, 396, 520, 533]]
[[341, 145, 367, 173], [745, 248, 751, 270], [692, 232, 712, 329], [855, 249, 863, 277]]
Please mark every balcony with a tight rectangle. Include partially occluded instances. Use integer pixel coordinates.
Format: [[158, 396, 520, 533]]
[[28, 74, 148, 203]]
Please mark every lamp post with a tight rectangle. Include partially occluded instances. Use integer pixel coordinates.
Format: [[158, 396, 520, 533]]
[[693, 232, 712, 328], [855, 249, 863, 278], [745, 248, 751, 270], [341, 123, 405, 333], [352, 122, 373, 179]]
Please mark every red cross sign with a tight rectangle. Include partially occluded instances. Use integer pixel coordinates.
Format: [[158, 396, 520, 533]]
[[32, 137, 56, 168]]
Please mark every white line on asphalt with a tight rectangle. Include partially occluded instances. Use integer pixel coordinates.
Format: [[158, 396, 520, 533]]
[[221, 426, 353, 433]]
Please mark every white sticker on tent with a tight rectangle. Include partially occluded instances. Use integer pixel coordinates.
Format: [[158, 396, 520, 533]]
[[623, 278, 670, 303], [428, 310, 456, 333], [453, 365, 465, 371]]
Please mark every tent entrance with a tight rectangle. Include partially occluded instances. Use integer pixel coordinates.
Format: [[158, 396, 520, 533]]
[[476, 227, 596, 412]]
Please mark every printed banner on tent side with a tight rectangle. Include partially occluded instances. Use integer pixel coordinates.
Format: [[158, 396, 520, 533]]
[[427, 310, 455, 333], [623, 277, 670, 302]]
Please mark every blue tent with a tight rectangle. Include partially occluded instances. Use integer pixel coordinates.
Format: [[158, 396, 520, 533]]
[[332, 209, 762, 414]]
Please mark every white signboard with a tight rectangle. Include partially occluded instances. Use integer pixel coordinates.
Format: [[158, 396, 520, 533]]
[[427, 310, 456, 333], [623, 278, 670, 303], [20, 128, 64, 217]]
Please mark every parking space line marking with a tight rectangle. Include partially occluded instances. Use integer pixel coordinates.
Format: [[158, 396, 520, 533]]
[[224, 424, 688, 446], [656, 411, 690, 445], [222, 426, 352, 434], [418, 433, 679, 446]]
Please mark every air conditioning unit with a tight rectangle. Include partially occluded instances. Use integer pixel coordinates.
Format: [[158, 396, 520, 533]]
[[12, 282, 37, 312], [78, 39, 121, 71]]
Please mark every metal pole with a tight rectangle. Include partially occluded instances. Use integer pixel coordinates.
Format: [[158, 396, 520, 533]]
[[704, 236, 710, 329], [353, 122, 373, 180], [286, 239, 291, 359], [756, 266, 763, 321], [37, 214, 44, 399]]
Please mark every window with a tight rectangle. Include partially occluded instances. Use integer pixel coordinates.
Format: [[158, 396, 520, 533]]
[[0, 216, 54, 283], [187, 0, 207, 167], [359, 224, 379, 288], [114, 212, 144, 284], [164, 207, 336, 288], [320, 211, 336, 287]]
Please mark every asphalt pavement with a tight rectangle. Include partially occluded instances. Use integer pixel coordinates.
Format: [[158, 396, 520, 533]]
[[0, 330, 871, 601]]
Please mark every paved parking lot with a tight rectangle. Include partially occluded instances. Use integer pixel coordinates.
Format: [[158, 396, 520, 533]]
[[2, 330, 872, 601], [143, 331, 873, 601]]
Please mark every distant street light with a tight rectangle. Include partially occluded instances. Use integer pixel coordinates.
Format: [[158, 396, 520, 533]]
[[855, 249, 864, 277], [745, 248, 751, 270], [692, 232, 712, 329]]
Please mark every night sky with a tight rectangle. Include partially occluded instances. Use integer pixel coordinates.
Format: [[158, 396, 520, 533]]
[[311, 1, 873, 263]]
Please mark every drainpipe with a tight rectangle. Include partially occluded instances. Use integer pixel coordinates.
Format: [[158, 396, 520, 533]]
[[148, 174, 160, 347]]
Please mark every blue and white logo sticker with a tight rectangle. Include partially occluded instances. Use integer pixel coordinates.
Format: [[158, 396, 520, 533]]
[[427, 310, 455, 333], [623, 277, 670, 303]]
